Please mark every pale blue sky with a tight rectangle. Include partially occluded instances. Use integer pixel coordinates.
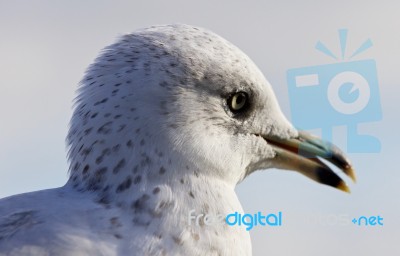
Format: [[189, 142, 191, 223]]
[[1, 1, 399, 255]]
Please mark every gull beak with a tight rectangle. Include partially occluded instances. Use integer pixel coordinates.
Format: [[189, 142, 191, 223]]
[[265, 131, 356, 193]]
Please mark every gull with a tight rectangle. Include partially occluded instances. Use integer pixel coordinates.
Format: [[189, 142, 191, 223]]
[[0, 24, 355, 256]]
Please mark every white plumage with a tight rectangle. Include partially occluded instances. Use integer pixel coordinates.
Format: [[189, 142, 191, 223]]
[[0, 24, 354, 256]]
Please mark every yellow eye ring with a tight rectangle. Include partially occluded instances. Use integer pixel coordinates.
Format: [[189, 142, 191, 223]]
[[228, 92, 248, 112]]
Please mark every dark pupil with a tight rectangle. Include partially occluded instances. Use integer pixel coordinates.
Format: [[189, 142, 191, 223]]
[[236, 94, 244, 105]]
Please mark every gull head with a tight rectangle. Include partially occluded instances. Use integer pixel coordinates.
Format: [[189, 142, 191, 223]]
[[67, 24, 355, 197]]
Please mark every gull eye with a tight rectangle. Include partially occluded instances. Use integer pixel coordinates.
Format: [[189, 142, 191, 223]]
[[228, 91, 248, 113]]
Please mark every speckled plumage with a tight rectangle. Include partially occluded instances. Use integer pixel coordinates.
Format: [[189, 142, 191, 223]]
[[0, 24, 354, 256]]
